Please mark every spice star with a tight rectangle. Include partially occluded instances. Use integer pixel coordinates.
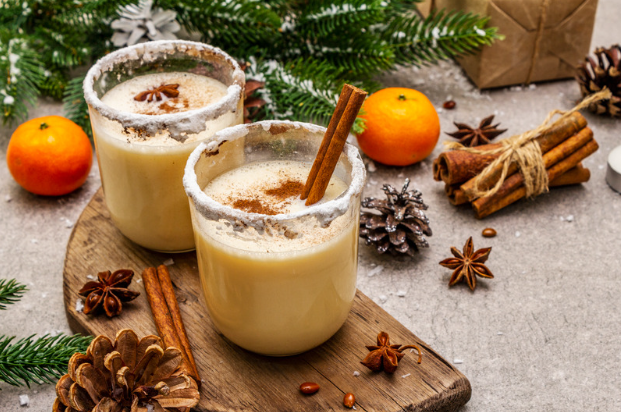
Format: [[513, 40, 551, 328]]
[[360, 331, 422, 374], [440, 237, 494, 291], [446, 115, 507, 147], [134, 84, 180, 102], [78, 269, 140, 317]]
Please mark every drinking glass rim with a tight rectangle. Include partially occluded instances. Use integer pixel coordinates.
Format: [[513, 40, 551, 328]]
[[183, 120, 366, 229], [83, 40, 245, 140]]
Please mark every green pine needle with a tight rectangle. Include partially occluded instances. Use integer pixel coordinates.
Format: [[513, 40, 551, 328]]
[[5, 0, 501, 127], [0, 334, 92, 388], [0, 279, 27, 310]]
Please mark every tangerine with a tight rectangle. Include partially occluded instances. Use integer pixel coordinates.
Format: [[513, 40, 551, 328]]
[[7, 116, 92, 196], [357, 87, 440, 166]]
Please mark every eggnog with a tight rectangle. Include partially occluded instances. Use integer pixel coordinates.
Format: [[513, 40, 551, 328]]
[[195, 161, 357, 355], [84, 41, 244, 252], [184, 121, 366, 356]]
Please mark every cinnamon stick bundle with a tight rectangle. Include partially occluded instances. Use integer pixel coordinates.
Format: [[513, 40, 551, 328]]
[[445, 164, 591, 206], [433, 112, 587, 186], [473, 132, 598, 218], [142, 266, 200, 382]]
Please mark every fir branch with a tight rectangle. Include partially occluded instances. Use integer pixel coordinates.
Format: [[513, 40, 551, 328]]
[[63, 76, 92, 137], [0, 279, 27, 310], [0, 32, 44, 123], [0, 334, 92, 388], [295, 0, 385, 38], [386, 9, 503, 66]]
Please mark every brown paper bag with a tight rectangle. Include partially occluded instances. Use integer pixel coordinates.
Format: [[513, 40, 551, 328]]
[[418, 0, 599, 89]]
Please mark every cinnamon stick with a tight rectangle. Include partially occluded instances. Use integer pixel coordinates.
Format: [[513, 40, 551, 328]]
[[460, 112, 588, 199], [301, 84, 354, 200], [433, 112, 587, 186], [142, 267, 198, 381], [473, 138, 599, 218], [445, 164, 591, 206], [156, 265, 200, 381], [304, 85, 367, 205]]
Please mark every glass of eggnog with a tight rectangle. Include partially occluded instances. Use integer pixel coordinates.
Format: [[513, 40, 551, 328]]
[[184, 121, 366, 356], [83, 40, 244, 252]]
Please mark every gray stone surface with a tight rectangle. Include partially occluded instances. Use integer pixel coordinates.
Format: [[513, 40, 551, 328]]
[[0, 2, 619, 410]]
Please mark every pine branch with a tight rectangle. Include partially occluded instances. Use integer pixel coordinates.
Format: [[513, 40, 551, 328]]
[[385, 9, 503, 66], [294, 0, 385, 38], [63, 76, 92, 137], [0, 334, 92, 388], [0, 279, 27, 310]]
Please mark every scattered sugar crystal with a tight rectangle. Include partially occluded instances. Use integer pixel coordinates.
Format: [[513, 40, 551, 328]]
[[367, 265, 384, 277], [64, 218, 74, 229], [529, 84, 537, 90], [515, 231, 521, 237], [353, 371, 360, 377], [446, 95, 453, 101], [19, 394, 29, 406], [497, 332, 503, 335], [86, 274, 95, 280], [367, 161, 376, 173], [401, 373, 411, 378], [136, 278, 142, 283], [396, 290, 407, 297], [75, 299, 84, 313], [163, 258, 175, 266], [369, 179, 378, 185], [5, 195, 12, 202], [599, 164, 605, 170], [437, 107, 444, 113], [30, 239, 38, 244], [565, 215, 574, 222], [453, 359, 463, 364], [397, 172, 404, 178], [41, 292, 47, 298], [379, 295, 388, 303]]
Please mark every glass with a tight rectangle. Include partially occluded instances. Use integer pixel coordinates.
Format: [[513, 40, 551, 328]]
[[84, 40, 244, 252], [184, 121, 366, 356]]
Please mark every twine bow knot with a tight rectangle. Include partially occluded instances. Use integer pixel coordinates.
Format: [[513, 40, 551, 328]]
[[444, 89, 613, 200]]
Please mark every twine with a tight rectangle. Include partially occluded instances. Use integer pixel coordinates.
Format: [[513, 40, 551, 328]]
[[444, 89, 613, 200], [525, 0, 551, 85]]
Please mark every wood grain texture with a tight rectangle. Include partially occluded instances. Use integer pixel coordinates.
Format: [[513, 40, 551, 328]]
[[63, 188, 471, 412]]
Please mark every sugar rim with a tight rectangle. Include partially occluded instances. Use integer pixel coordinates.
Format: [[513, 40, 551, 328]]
[[183, 120, 366, 229], [83, 40, 244, 140]]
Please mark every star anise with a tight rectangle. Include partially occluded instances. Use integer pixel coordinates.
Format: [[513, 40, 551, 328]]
[[360, 331, 422, 373], [446, 115, 507, 147], [78, 269, 140, 317], [440, 237, 494, 291], [134, 84, 180, 102]]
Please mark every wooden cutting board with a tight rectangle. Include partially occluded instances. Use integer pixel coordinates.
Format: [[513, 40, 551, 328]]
[[63, 188, 471, 412]]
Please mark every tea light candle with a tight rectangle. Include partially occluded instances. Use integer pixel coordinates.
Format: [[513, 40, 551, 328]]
[[606, 145, 621, 193]]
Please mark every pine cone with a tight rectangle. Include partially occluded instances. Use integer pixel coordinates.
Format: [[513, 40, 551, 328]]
[[53, 329, 200, 412], [360, 179, 432, 256], [576, 44, 621, 118]]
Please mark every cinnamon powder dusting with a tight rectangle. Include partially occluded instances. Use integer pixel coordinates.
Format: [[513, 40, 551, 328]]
[[229, 179, 304, 215], [232, 199, 279, 215], [265, 180, 304, 200]]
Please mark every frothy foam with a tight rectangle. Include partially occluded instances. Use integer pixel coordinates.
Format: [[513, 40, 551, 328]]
[[200, 160, 351, 252], [101, 72, 228, 116]]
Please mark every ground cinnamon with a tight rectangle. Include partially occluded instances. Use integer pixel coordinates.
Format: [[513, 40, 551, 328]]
[[265, 180, 304, 200], [232, 198, 280, 215]]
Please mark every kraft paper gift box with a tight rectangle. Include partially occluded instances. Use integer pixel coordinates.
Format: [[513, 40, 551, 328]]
[[418, 0, 599, 89]]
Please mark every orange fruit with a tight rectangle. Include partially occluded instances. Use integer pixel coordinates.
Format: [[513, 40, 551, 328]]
[[357, 87, 440, 166], [7, 116, 92, 196]]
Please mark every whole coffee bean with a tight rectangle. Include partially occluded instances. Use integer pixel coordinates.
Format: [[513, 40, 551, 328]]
[[343, 392, 356, 408], [443, 100, 456, 109], [299, 382, 320, 395], [482, 228, 497, 238]]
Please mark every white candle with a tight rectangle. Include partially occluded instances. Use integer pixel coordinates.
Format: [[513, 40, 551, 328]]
[[606, 145, 621, 193]]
